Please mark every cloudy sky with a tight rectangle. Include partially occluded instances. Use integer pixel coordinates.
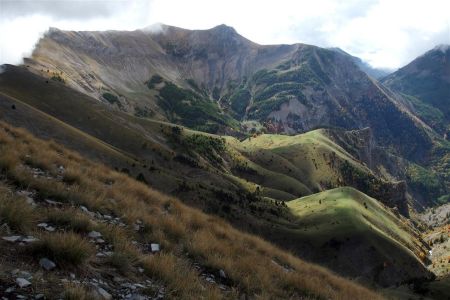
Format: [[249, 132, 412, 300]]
[[1, 0, 449, 69]]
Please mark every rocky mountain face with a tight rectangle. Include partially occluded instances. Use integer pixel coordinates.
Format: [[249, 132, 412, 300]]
[[27, 25, 433, 161], [382, 45, 450, 136]]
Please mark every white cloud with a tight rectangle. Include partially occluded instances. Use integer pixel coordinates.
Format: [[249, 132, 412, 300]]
[[0, 0, 449, 68]]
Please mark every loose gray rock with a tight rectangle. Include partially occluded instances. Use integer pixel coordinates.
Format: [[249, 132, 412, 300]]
[[129, 294, 147, 300], [219, 269, 227, 279], [2, 235, 22, 242], [39, 258, 56, 271], [44, 226, 55, 232], [88, 231, 102, 238], [16, 278, 31, 288], [45, 199, 62, 205], [150, 243, 160, 252], [97, 287, 112, 299], [21, 236, 39, 243]]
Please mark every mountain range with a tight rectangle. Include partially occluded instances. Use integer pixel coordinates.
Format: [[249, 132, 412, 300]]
[[1, 24, 449, 299]]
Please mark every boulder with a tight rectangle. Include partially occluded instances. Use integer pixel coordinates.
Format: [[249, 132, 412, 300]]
[[39, 258, 56, 271], [97, 287, 112, 299], [150, 243, 160, 252], [16, 277, 31, 288], [2, 235, 22, 242], [88, 231, 102, 238]]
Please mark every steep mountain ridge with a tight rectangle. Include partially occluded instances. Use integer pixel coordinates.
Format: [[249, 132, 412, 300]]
[[382, 45, 450, 135], [27, 25, 434, 163]]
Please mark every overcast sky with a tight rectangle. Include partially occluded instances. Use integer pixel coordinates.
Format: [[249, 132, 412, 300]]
[[1, 0, 449, 69]]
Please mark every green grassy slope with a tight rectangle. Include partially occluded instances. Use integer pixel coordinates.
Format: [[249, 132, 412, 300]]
[[231, 129, 409, 213], [286, 187, 432, 287]]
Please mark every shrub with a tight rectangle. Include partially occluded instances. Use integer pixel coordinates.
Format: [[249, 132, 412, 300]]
[[102, 92, 120, 105], [146, 74, 163, 89], [51, 73, 65, 84], [230, 88, 251, 117]]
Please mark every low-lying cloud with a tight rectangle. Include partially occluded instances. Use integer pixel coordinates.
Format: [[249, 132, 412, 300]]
[[1, 0, 449, 69]]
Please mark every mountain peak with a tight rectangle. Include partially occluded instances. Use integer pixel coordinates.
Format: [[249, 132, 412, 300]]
[[210, 24, 238, 34], [432, 44, 450, 53]]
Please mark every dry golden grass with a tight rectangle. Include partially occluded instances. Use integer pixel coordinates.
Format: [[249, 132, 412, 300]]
[[0, 121, 383, 299], [46, 208, 93, 233], [63, 284, 99, 300], [0, 188, 35, 232], [29, 232, 94, 267]]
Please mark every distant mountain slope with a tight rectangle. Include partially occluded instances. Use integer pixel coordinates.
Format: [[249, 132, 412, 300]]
[[26, 25, 434, 163], [382, 45, 450, 135]]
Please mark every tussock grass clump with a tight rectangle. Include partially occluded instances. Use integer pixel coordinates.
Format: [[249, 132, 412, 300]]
[[141, 253, 222, 299], [0, 191, 35, 232], [0, 146, 21, 172], [46, 209, 93, 233], [62, 166, 84, 185], [107, 245, 138, 274], [30, 232, 93, 267], [63, 284, 98, 300]]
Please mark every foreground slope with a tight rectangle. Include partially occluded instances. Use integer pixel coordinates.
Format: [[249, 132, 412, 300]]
[[0, 121, 381, 299], [287, 188, 433, 287]]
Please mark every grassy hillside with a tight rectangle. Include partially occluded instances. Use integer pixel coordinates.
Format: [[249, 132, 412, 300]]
[[233, 129, 410, 213], [0, 121, 382, 299], [285, 187, 432, 287]]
